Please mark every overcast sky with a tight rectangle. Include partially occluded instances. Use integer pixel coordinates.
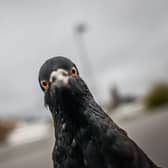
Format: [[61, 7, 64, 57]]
[[0, 0, 168, 117]]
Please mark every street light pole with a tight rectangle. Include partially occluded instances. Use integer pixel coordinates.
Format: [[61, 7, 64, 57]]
[[74, 23, 97, 94]]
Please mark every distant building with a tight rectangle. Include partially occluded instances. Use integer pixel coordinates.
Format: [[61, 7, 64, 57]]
[[109, 85, 138, 110]]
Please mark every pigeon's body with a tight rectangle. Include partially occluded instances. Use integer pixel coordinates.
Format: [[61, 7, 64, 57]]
[[39, 56, 162, 168]]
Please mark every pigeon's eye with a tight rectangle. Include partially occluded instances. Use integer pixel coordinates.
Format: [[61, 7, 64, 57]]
[[40, 80, 49, 91], [70, 67, 78, 77]]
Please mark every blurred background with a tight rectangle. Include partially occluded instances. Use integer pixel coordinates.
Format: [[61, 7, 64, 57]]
[[0, 0, 168, 167]]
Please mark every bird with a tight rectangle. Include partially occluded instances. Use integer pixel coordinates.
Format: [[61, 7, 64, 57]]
[[38, 56, 162, 168]]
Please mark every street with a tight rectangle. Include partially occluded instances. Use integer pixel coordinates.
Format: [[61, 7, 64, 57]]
[[1, 111, 168, 168]]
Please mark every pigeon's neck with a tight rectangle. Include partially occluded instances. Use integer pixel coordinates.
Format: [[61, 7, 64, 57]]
[[51, 93, 94, 130]]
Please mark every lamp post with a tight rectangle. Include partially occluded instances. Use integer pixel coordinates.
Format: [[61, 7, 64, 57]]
[[74, 23, 97, 94]]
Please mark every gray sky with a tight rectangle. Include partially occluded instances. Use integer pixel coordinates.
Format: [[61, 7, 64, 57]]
[[0, 0, 168, 116]]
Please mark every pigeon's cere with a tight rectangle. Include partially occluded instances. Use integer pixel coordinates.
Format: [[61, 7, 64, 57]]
[[39, 56, 162, 168]]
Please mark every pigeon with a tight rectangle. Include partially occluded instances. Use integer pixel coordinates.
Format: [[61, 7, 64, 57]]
[[38, 56, 162, 168]]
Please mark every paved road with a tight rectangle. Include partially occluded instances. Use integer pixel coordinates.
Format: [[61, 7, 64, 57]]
[[1, 111, 168, 168], [122, 111, 168, 167], [0, 137, 53, 168], [1, 148, 52, 168]]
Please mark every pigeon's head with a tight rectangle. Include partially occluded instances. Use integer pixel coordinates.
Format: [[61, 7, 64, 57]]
[[39, 56, 91, 109]]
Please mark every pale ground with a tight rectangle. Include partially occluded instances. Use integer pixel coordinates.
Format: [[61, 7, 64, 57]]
[[1, 110, 168, 168]]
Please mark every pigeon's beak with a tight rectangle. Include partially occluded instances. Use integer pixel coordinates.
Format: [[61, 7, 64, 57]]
[[49, 69, 69, 88]]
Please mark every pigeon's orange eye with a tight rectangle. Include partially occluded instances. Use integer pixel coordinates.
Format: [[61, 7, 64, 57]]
[[70, 67, 78, 77], [40, 80, 49, 91]]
